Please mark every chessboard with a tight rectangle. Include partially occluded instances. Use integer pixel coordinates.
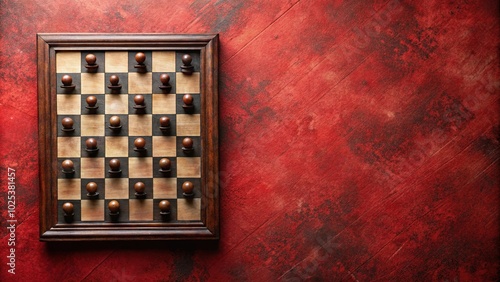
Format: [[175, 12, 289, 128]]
[[37, 34, 218, 241]]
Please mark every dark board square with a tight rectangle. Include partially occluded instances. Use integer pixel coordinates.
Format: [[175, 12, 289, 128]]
[[57, 200, 82, 223], [176, 94, 201, 114], [128, 51, 152, 73], [153, 157, 177, 178], [153, 199, 177, 222], [81, 51, 105, 73], [105, 199, 129, 222], [175, 51, 200, 73], [128, 178, 153, 199], [176, 136, 201, 157], [56, 73, 81, 94], [105, 114, 129, 136], [128, 94, 152, 115], [80, 178, 105, 199], [152, 72, 176, 94], [105, 157, 128, 178], [177, 178, 202, 198], [152, 114, 176, 136], [128, 136, 152, 157], [105, 73, 128, 94], [58, 158, 81, 178], [57, 115, 81, 136], [80, 94, 105, 115], [80, 136, 105, 158]]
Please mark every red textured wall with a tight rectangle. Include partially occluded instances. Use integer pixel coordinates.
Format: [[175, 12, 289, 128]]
[[1, 0, 499, 281]]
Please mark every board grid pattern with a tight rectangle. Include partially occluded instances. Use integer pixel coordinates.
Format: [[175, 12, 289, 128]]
[[56, 50, 202, 223]]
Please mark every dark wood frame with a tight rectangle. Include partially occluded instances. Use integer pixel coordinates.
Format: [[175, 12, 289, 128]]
[[37, 34, 219, 241]]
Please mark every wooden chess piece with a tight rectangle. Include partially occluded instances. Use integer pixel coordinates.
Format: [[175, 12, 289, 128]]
[[182, 137, 194, 153], [133, 137, 146, 152], [61, 117, 75, 132], [180, 54, 194, 74], [182, 94, 194, 111], [134, 182, 146, 198], [85, 138, 99, 153], [62, 159, 75, 174], [60, 74, 76, 90], [86, 182, 99, 198], [159, 158, 171, 173], [62, 202, 74, 223], [159, 116, 170, 131], [134, 52, 147, 72], [108, 158, 121, 174], [86, 95, 98, 109], [85, 54, 98, 72], [159, 73, 172, 92], [133, 95, 146, 109], [159, 200, 171, 218], [108, 74, 122, 90], [182, 181, 194, 197], [108, 200, 120, 221], [108, 116, 122, 131]]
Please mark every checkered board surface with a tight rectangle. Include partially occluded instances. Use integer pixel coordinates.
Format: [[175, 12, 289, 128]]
[[56, 51, 202, 223]]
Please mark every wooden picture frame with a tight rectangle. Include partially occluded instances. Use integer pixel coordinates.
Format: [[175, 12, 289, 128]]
[[37, 34, 219, 241]]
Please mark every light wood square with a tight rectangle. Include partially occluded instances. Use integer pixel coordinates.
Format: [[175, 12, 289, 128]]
[[57, 137, 81, 158], [129, 199, 153, 221], [56, 52, 81, 73], [153, 178, 177, 198], [177, 198, 201, 221], [128, 114, 152, 136], [105, 137, 129, 157], [176, 114, 200, 136], [81, 200, 105, 221], [58, 179, 81, 200], [176, 72, 200, 93], [152, 94, 176, 114], [81, 158, 105, 178], [152, 51, 175, 72], [128, 72, 152, 94], [105, 52, 128, 72], [81, 115, 105, 136], [129, 157, 153, 178], [81, 73, 105, 94], [57, 95, 81, 115], [177, 157, 201, 178], [105, 94, 129, 114], [152, 136, 176, 157], [105, 178, 129, 199]]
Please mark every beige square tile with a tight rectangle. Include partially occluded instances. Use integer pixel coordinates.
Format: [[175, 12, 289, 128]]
[[105, 52, 128, 73], [81, 73, 105, 94], [58, 179, 81, 200], [177, 157, 201, 178], [176, 114, 200, 136], [153, 178, 177, 199], [81, 115, 105, 136], [152, 51, 176, 72], [105, 94, 129, 114], [129, 157, 153, 178], [152, 136, 176, 157], [129, 199, 153, 221], [177, 198, 201, 221], [128, 72, 152, 94], [105, 137, 129, 157], [81, 158, 105, 178], [176, 72, 200, 93], [57, 95, 81, 115], [81, 200, 105, 221], [105, 178, 129, 199], [56, 52, 81, 73], [57, 137, 81, 158], [152, 94, 176, 114], [128, 114, 152, 136]]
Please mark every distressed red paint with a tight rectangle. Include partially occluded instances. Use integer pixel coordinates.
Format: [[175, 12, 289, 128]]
[[0, 0, 498, 281]]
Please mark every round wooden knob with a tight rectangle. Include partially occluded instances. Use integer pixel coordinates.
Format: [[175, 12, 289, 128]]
[[85, 54, 97, 65], [182, 54, 192, 65], [109, 116, 121, 127], [61, 74, 72, 86], [160, 74, 170, 84], [61, 117, 74, 129], [109, 75, 120, 85], [183, 94, 193, 105], [134, 182, 146, 194], [135, 52, 146, 64], [109, 159, 120, 171], [159, 158, 171, 170], [159, 200, 171, 212], [62, 159, 74, 171], [182, 181, 194, 195], [86, 182, 98, 194], [182, 137, 193, 149], [86, 96, 97, 107], [86, 138, 97, 149], [108, 200, 120, 213], [62, 202, 74, 215]]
